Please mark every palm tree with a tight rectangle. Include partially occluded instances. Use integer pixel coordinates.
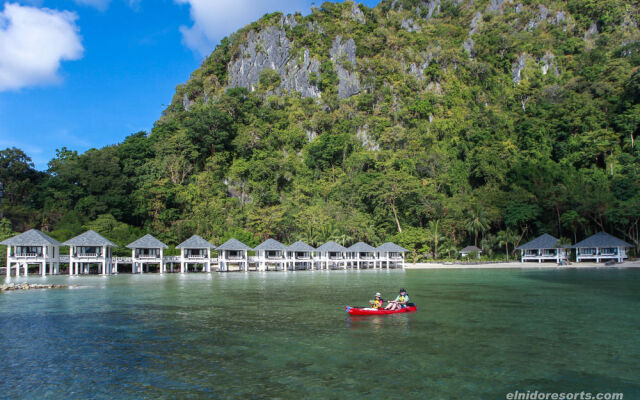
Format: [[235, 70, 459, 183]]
[[331, 231, 354, 247], [427, 220, 446, 259], [465, 205, 490, 247], [497, 229, 519, 261], [439, 241, 456, 259]]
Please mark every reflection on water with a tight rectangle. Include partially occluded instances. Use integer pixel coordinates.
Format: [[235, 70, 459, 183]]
[[0, 269, 639, 399]]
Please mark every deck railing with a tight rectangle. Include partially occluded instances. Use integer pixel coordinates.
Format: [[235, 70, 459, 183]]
[[14, 253, 42, 258]]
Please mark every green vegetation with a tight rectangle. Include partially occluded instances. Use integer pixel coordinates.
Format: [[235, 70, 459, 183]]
[[1, 0, 640, 265]]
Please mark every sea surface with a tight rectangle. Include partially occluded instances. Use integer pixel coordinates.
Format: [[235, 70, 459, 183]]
[[1, 268, 639, 399]]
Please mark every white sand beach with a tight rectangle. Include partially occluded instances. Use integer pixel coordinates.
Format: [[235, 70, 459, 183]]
[[406, 260, 640, 269]]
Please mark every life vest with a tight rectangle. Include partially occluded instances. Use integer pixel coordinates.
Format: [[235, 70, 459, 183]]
[[372, 299, 383, 308], [397, 294, 407, 302]]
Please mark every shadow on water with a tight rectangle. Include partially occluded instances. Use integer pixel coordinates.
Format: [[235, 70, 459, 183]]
[[521, 268, 640, 302]]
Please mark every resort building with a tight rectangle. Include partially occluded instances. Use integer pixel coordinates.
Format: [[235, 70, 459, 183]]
[[572, 232, 632, 263], [126, 234, 168, 274], [459, 245, 482, 259], [64, 230, 117, 275], [254, 238, 288, 271], [516, 233, 568, 263], [375, 242, 408, 268], [176, 235, 215, 273], [1, 229, 62, 277], [216, 238, 252, 272], [316, 241, 348, 269], [286, 241, 315, 270], [347, 242, 376, 269]]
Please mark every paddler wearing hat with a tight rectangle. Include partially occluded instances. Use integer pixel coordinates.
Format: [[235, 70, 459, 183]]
[[369, 293, 384, 309], [384, 288, 409, 311]]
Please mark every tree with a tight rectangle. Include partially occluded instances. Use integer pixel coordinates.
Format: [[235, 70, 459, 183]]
[[0, 148, 40, 206], [0, 218, 15, 269], [427, 220, 445, 259], [497, 229, 519, 261], [465, 205, 490, 247]]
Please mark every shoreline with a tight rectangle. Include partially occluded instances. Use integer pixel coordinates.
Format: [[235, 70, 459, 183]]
[[405, 261, 640, 269]]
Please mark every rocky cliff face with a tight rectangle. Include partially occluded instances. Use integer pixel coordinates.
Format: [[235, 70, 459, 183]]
[[330, 36, 361, 99], [170, 0, 640, 112], [227, 27, 321, 98]]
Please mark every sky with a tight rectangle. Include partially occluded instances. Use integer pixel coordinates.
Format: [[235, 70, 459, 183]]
[[0, 0, 380, 169]]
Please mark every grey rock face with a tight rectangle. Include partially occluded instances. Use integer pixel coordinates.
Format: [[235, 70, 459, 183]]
[[512, 53, 530, 85], [280, 14, 298, 28], [408, 51, 435, 80], [351, 3, 366, 24], [228, 27, 321, 98], [585, 22, 599, 40], [409, 61, 430, 80], [487, 0, 512, 14], [401, 18, 421, 32], [423, 0, 440, 20], [183, 93, 195, 111], [539, 51, 559, 77], [330, 36, 361, 99], [526, 5, 568, 31], [306, 130, 317, 142], [357, 127, 380, 151], [463, 12, 483, 56]]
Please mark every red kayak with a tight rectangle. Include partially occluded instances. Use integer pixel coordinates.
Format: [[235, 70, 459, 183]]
[[346, 305, 417, 315]]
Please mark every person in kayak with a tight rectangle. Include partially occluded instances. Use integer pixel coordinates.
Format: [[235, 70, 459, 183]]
[[384, 288, 409, 310], [369, 293, 384, 309]]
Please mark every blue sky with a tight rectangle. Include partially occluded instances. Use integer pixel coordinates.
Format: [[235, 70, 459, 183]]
[[0, 0, 379, 169]]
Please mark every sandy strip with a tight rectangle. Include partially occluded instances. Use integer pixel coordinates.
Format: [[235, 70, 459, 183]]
[[405, 261, 640, 269]]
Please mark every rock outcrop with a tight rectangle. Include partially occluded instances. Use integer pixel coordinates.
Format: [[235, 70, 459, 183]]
[[540, 51, 559, 77], [227, 27, 321, 98], [350, 3, 366, 24], [330, 36, 361, 99], [0, 283, 70, 292], [463, 12, 483, 56], [525, 5, 567, 30], [401, 18, 421, 32], [512, 53, 531, 85], [357, 127, 380, 151]]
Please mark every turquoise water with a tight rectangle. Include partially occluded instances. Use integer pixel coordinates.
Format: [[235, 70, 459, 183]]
[[1, 269, 639, 399]]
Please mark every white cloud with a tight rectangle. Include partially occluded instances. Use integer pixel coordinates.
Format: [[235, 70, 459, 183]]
[[72, 0, 141, 11], [0, 3, 83, 91], [73, 0, 111, 11], [176, 0, 311, 55]]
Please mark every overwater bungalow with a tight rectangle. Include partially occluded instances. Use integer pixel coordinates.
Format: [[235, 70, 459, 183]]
[[254, 238, 288, 271], [176, 235, 215, 273], [64, 230, 117, 275], [126, 234, 168, 274], [375, 242, 408, 268], [286, 241, 315, 270], [572, 232, 632, 263], [1, 229, 62, 277], [316, 241, 348, 269], [459, 245, 482, 259], [516, 233, 568, 263], [347, 242, 376, 269], [216, 238, 252, 271]]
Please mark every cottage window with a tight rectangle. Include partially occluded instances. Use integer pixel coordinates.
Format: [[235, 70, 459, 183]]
[[600, 248, 617, 255]]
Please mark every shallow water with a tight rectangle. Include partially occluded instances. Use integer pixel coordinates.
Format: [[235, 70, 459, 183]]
[[1, 269, 639, 399]]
